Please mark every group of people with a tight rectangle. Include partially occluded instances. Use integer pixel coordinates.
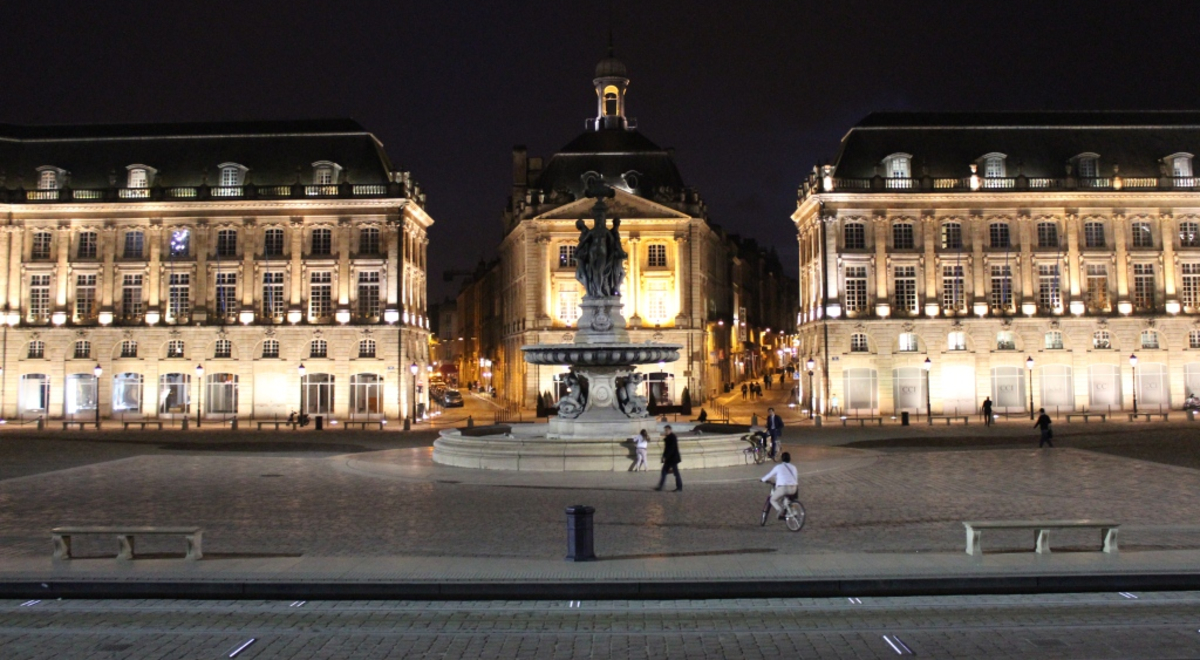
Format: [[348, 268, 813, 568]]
[[981, 396, 1055, 447], [628, 426, 684, 491], [741, 382, 766, 401]]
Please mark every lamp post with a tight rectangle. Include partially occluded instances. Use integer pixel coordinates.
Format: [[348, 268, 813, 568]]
[[409, 362, 419, 423], [922, 357, 932, 423], [806, 357, 815, 419], [93, 364, 102, 429], [195, 364, 204, 428], [297, 363, 306, 417], [1130, 353, 1139, 414], [426, 364, 434, 417], [1026, 356, 1035, 420]]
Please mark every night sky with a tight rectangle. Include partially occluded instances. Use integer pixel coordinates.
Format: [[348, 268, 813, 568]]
[[3, 2, 1198, 300]]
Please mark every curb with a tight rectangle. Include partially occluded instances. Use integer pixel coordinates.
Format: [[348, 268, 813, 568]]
[[4, 573, 1200, 600]]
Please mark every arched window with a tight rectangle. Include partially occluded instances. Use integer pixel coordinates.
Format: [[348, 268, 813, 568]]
[[996, 331, 1016, 350], [1168, 152, 1194, 179], [604, 90, 618, 116], [989, 223, 1010, 248], [892, 223, 914, 249], [120, 340, 138, 358], [262, 339, 280, 358], [947, 331, 966, 351], [310, 339, 328, 358], [897, 332, 919, 352], [1093, 330, 1111, 349], [1037, 222, 1059, 248], [73, 341, 91, 359], [1084, 222, 1106, 248], [1045, 331, 1063, 350], [263, 228, 285, 257], [311, 228, 332, 256], [882, 153, 911, 181], [940, 222, 962, 249], [1141, 330, 1160, 350], [359, 227, 380, 255], [315, 166, 334, 185], [219, 164, 244, 187], [647, 244, 667, 267], [167, 340, 185, 358], [1191, 330, 1200, 349], [358, 339, 376, 358], [1180, 222, 1200, 248], [27, 341, 45, 359], [214, 339, 233, 358], [37, 169, 59, 190], [982, 153, 1006, 179], [850, 333, 869, 353], [843, 223, 865, 249], [127, 168, 148, 189], [1074, 153, 1100, 179]]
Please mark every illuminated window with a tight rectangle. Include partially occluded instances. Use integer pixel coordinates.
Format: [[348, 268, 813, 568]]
[[215, 272, 237, 321], [120, 340, 138, 358], [940, 222, 962, 249], [358, 339, 376, 358], [127, 168, 148, 189], [1141, 330, 1160, 350], [28, 274, 50, 322], [1093, 330, 1111, 349], [167, 340, 185, 358], [1086, 264, 1109, 310], [942, 265, 965, 314], [121, 275, 143, 321], [77, 232, 97, 259], [75, 274, 97, 321], [310, 339, 328, 358], [169, 229, 190, 257], [1132, 222, 1153, 248], [1180, 222, 1200, 248], [996, 331, 1016, 351], [214, 339, 232, 359], [557, 285, 580, 324], [989, 223, 1010, 249], [850, 333, 869, 353], [559, 245, 577, 268], [1037, 264, 1061, 312], [309, 272, 333, 321], [262, 272, 285, 321], [1084, 222, 1105, 248], [311, 228, 332, 256], [219, 165, 242, 187], [844, 266, 867, 313], [648, 244, 667, 267], [647, 282, 670, 322], [1184, 264, 1200, 309], [897, 333, 919, 352], [990, 265, 1013, 313], [1173, 154, 1194, 178], [31, 232, 52, 260], [844, 223, 865, 249], [357, 271, 381, 319], [1045, 331, 1063, 350], [74, 340, 91, 359], [315, 166, 334, 185], [1133, 263, 1155, 310], [947, 331, 966, 351], [254, 229, 281, 258], [1076, 154, 1099, 178], [261, 339, 280, 358], [27, 341, 44, 359], [604, 86, 619, 116], [168, 273, 190, 323], [37, 169, 58, 190], [983, 154, 1006, 178], [883, 153, 911, 181], [892, 266, 917, 314], [892, 223, 914, 249], [1037, 222, 1059, 248], [1190, 330, 1200, 349]]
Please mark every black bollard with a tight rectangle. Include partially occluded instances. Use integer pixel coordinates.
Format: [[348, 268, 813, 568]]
[[315, 415, 324, 431], [901, 411, 910, 426], [565, 505, 596, 561]]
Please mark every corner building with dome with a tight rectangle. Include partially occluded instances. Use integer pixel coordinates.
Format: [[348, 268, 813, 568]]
[[494, 55, 792, 409]]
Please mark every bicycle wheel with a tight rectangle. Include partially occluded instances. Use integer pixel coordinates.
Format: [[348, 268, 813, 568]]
[[754, 448, 765, 464], [785, 501, 806, 532], [760, 498, 770, 527]]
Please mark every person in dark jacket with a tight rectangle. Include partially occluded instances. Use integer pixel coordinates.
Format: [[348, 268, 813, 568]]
[[1034, 408, 1053, 447], [765, 407, 784, 459], [654, 425, 683, 491], [981, 397, 993, 427]]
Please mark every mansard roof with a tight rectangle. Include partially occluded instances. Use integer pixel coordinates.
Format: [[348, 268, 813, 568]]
[[532, 127, 686, 199], [834, 111, 1200, 179], [0, 119, 396, 188]]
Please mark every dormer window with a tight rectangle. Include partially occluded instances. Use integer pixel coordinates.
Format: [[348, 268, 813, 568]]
[[1168, 152, 1194, 178], [36, 167, 63, 190], [604, 86, 619, 116], [311, 161, 342, 186], [883, 153, 911, 179], [218, 163, 246, 187], [981, 153, 1006, 178], [1073, 153, 1100, 179], [126, 164, 156, 189]]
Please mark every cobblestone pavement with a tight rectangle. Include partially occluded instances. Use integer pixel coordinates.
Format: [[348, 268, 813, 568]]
[[2, 592, 1200, 659]]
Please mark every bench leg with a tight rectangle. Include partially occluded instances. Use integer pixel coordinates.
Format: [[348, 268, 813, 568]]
[[1103, 527, 1119, 553], [966, 528, 981, 555], [52, 534, 70, 560], [1035, 529, 1051, 554], [117, 535, 134, 560], [186, 532, 203, 560]]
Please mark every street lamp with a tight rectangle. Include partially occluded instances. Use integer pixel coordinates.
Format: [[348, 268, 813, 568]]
[[410, 362, 419, 423], [922, 357, 932, 422], [297, 363, 306, 418], [806, 357, 816, 419], [1026, 356, 1035, 420], [93, 364, 102, 429], [1130, 353, 1139, 414], [195, 364, 204, 428]]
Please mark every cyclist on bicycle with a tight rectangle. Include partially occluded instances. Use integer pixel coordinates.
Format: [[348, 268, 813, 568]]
[[760, 452, 798, 520]]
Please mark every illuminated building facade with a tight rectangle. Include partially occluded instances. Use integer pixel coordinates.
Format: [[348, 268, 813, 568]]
[[0, 120, 432, 422], [796, 112, 1200, 416]]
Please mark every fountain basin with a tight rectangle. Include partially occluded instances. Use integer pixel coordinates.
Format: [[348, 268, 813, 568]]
[[520, 343, 681, 366]]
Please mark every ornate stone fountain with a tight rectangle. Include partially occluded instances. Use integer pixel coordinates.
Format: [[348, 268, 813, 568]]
[[433, 178, 748, 471]]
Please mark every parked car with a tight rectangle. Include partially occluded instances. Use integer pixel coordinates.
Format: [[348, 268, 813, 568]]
[[442, 389, 464, 407]]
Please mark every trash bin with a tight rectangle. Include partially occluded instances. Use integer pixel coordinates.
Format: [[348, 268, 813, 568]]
[[565, 505, 596, 562], [901, 411, 910, 426], [182, 417, 189, 430], [315, 415, 324, 431], [36, 418, 44, 431], [230, 417, 238, 430]]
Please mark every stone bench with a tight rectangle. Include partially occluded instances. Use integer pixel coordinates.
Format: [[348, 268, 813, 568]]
[[1127, 412, 1169, 422], [256, 420, 298, 430], [963, 520, 1119, 556], [343, 420, 385, 430], [61, 421, 91, 430], [51, 526, 203, 560], [122, 420, 164, 430], [929, 415, 969, 425], [1065, 413, 1106, 423], [841, 417, 883, 426]]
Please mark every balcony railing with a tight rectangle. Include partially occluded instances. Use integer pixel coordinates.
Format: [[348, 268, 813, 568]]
[[3, 181, 407, 204], [801, 173, 1200, 200]]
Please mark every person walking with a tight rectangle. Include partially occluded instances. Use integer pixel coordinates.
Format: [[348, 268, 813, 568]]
[[654, 425, 683, 491], [741, 383, 748, 401], [981, 397, 993, 427], [760, 452, 799, 520], [631, 429, 649, 471], [1034, 408, 1054, 447], [765, 407, 784, 460]]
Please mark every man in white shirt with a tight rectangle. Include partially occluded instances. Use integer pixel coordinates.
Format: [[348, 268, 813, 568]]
[[760, 452, 799, 520]]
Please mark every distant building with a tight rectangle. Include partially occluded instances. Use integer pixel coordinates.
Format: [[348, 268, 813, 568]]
[[0, 120, 432, 422], [795, 111, 1200, 416], [484, 53, 794, 409]]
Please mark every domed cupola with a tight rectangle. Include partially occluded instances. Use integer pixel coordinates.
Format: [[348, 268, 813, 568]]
[[591, 48, 632, 131]]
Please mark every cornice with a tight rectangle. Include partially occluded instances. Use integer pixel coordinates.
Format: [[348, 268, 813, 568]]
[[0, 198, 409, 216]]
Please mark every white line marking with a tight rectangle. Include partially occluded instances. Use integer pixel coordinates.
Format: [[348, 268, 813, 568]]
[[289, 600, 306, 607], [228, 638, 257, 658], [1119, 592, 1139, 599], [19, 600, 40, 607], [882, 635, 903, 654], [847, 597, 862, 604]]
